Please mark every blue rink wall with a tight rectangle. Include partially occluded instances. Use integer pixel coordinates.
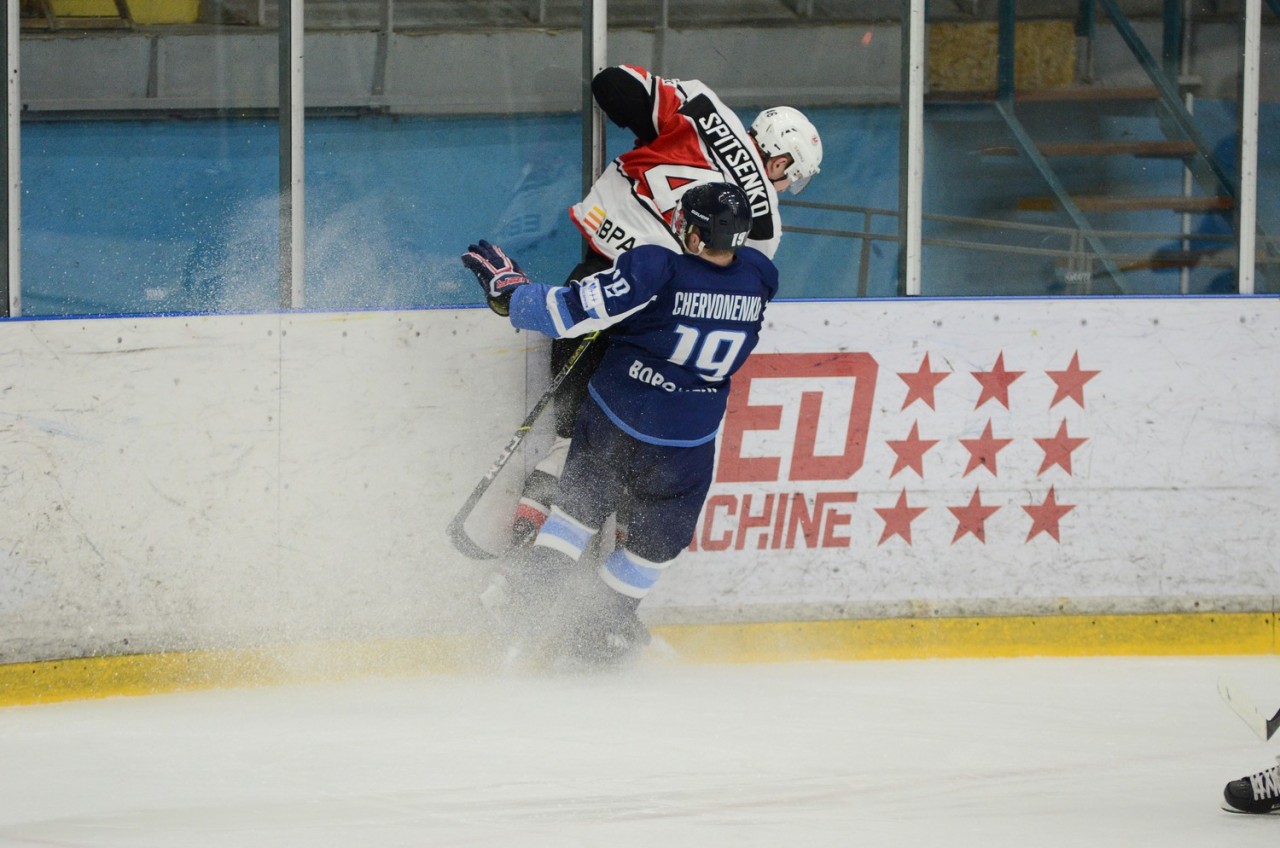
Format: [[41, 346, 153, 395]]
[[19, 100, 1279, 317]]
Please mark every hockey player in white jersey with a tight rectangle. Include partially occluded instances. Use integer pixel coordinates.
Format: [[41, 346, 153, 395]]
[[512, 64, 823, 548], [570, 67, 821, 262]]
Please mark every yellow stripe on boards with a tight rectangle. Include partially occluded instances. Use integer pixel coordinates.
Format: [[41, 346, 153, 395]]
[[654, 612, 1277, 664], [0, 612, 1273, 708], [0, 636, 477, 708]]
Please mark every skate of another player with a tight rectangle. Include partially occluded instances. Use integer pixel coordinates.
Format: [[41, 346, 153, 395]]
[[1, 654, 1277, 847]]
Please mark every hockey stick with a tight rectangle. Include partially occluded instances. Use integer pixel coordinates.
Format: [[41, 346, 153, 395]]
[[446, 332, 598, 560], [1217, 675, 1280, 741]]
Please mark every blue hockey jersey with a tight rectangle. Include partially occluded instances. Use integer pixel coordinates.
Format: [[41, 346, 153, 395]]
[[508, 244, 779, 446]]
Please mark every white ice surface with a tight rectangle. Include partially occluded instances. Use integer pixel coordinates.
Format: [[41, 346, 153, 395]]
[[2, 655, 1279, 847]]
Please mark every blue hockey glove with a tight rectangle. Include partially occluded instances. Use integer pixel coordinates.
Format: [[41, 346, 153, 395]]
[[462, 239, 529, 317]]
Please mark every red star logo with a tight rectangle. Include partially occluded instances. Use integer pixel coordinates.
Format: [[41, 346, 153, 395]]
[[1023, 486, 1075, 542], [898, 353, 950, 410], [959, 420, 1013, 477], [1046, 352, 1100, 409], [886, 421, 939, 478], [875, 489, 928, 545], [971, 352, 1024, 409], [948, 487, 1000, 543], [1035, 420, 1088, 475]]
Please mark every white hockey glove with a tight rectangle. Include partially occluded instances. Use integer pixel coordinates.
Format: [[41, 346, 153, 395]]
[[461, 239, 530, 317]]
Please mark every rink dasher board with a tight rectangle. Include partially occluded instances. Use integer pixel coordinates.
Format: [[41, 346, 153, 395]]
[[0, 298, 1277, 678], [0, 608, 1275, 707], [647, 296, 1280, 617], [0, 309, 542, 666]]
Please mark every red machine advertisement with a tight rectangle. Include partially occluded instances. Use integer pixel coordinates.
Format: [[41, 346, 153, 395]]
[[686, 298, 1116, 571], [637, 298, 1276, 612], [692, 346, 1098, 554]]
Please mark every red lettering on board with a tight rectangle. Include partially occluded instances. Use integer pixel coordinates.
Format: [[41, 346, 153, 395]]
[[718, 352, 879, 483]]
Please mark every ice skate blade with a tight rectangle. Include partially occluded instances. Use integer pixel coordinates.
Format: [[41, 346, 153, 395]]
[[1220, 800, 1280, 815]]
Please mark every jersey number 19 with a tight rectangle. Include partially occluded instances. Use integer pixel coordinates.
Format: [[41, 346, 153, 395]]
[[669, 324, 748, 381]]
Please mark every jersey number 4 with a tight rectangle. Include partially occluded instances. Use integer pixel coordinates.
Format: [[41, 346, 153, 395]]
[[670, 324, 747, 381], [645, 164, 723, 214]]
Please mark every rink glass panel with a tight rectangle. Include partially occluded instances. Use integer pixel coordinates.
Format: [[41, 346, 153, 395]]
[[917, 5, 1269, 297], [12, 3, 1276, 316]]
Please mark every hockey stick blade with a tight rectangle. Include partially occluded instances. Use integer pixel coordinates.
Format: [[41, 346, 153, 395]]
[[445, 333, 599, 561], [1217, 675, 1280, 741], [447, 513, 499, 561], [446, 427, 527, 561]]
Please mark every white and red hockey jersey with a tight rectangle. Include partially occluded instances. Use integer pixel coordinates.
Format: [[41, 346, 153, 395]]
[[569, 65, 782, 262]]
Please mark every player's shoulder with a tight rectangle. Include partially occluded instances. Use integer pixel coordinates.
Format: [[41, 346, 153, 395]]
[[616, 243, 682, 279], [736, 245, 774, 265], [623, 243, 680, 265], [735, 246, 779, 274], [732, 247, 780, 295]]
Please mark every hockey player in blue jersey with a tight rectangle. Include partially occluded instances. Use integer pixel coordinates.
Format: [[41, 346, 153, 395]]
[[462, 182, 778, 667], [509, 67, 822, 550]]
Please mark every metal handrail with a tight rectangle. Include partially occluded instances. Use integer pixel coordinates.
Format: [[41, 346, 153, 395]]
[[783, 198, 1277, 246], [782, 199, 1280, 295]]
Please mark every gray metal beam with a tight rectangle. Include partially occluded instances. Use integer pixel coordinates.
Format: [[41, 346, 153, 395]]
[[3, 0, 17, 317], [372, 0, 392, 97], [1238, 0, 1262, 292], [582, 0, 606, 195], [279, 0, 303, 308]]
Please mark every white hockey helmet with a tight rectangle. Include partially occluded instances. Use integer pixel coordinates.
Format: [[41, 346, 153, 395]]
[[750, 106, 823, 195]]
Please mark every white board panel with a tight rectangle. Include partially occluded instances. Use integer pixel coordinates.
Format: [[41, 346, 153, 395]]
[[644, 297, 1280, 618], [2, 297, 1278, 662], [0, 311, 534, 662]]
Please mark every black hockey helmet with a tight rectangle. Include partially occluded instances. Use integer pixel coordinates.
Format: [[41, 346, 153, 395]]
[[671, 182, 752, 251]]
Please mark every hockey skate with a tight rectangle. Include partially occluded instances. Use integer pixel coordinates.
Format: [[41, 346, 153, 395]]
[[477, 572, 560, 672], [476, 544, 580, 672], [1222, 757, 1280, 814], [475, 569, 533, 670], [550, 579, 651, 672], [478, 570, 516, 630]]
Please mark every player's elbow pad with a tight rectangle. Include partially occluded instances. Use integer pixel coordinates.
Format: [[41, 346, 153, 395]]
[[592, 68, 658, 143]]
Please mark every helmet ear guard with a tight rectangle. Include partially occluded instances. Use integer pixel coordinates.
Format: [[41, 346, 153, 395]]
[[751, 106, 823, 195], [671, 182, 752, 252]]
